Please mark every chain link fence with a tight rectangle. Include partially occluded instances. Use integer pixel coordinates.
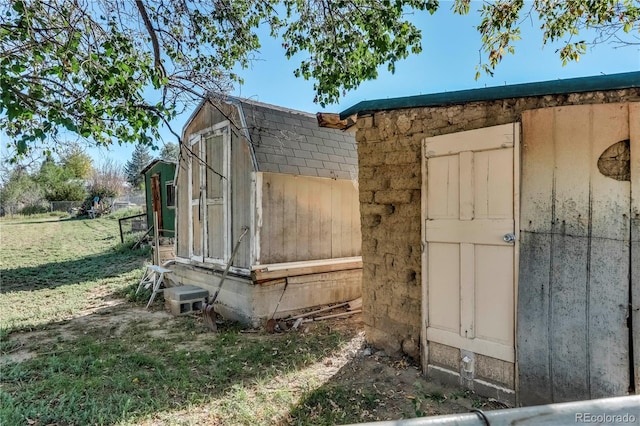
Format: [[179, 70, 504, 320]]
[[49, 201, 84, 213]]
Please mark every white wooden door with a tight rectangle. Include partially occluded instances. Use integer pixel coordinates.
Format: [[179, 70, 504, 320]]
[[203, 132, 230, 262], [423, 123, 519, 363], [188, 127, 230, 263]]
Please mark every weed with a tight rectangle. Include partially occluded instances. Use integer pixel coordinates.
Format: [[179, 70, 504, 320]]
[[410, 395, 425, 417], [424, 391, 447, 403], [472, 398, 485, 408]]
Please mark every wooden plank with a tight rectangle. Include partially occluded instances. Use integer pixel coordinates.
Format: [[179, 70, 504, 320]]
[[254, 172, 263, 264], [425, 219, 513, 245], [589, 103, 631, 240], [475, 244, 514, 346], [520, 109, 555, 233], [459, 151, 474, 221], [587, 103, 630, 398], [630, 102, 640, 393], [421, 138, 430, 374], [459, 243, 475, 338], [151, 175, 163, 231], [351, 187, 362, 257], [251, 259, 363, 282], [512, 123, 521, 396], [516, 231, 553, 405], [231, 134, 253, 268], [424, 123, 515, 158], [176, 153, 190, 258], [427, 242, 460, 333], [549, 234, 589, 402], [427, 156, 459, 219], [517, 109, 555, 405], [340, 180, 353, 257], [286, 268, 361, 285], [426, 327, 515, 363], [283, 176, 298, 260], [473, 150, 489, 219], [296, 177, 311, 260], [207, 204, 224, 259], [331, 180, 343, 258], [587, 239, 631, 398], [486, 148, 514, 219], [192, 204, 202, 258], [261, 173, 285, 263], [308, 178, 322, 258], [318, 179, 332, 259], [549, 105, 591, 402]]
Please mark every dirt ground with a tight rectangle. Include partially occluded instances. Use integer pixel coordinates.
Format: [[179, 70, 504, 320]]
[[2, 289, 505, 423]]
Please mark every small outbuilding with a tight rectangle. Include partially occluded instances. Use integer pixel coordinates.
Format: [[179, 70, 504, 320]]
[[141, 159, 177, 238], [320, 72, 640, 406], [171, 96, 362, 325]]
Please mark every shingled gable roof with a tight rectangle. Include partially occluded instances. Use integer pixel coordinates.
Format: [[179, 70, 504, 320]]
[[209, 96, 358, 180]]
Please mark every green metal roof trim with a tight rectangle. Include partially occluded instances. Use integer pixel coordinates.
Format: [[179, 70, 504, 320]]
[[339, 71, 640, 119]]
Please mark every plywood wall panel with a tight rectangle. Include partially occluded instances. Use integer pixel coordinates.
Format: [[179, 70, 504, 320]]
[[516, 231, 552, 406], [587, 103, 631, 398], [260, 173, 361, 264], [520, 108, 555, 233]]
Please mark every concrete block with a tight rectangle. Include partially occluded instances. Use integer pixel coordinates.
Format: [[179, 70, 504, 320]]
[[165, 298, 207, 316], [164, 285, 209, 301]]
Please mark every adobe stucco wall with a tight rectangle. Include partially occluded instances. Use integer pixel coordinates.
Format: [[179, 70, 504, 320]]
[[356, 88, 640, 360]]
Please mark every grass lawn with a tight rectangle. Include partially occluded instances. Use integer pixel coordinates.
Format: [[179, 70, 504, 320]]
[[0, 213, 147, 331], [0, 213, 495, 425]]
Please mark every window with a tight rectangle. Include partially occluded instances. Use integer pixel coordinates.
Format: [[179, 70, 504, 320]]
[[165, 180, 176, 208]]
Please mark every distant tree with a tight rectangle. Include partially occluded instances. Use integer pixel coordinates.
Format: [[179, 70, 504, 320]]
[[36, 156, 87, 201], [89, 159, 126, 199], [124, 145, 153, 189], [159, 143, 179, 163], [59, 145, 93, 179], [0, 166, 43, 212]]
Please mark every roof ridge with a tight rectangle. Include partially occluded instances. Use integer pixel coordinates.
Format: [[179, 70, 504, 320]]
[[226, 95, 316, 118]]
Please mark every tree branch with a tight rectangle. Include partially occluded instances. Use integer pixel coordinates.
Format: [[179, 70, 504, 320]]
[[135, 0, 166, 78]]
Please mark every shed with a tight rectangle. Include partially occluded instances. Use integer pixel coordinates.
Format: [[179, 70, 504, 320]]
[[141, 159, 177, 238], [321, 72, 640, 406], [171, 96, 362, 325]]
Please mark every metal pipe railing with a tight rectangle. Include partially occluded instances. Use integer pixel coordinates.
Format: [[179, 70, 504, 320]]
[[346, 395, 640, 426]]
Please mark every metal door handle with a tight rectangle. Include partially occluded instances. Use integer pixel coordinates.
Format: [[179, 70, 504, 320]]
[[503, 233, 516, 243]]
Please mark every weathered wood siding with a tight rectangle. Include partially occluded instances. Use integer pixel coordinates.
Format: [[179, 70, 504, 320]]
[[631, 103, 640, 393], [258, 172, 361, 264], [518, 103, 633, 405], [230, 130, 253, 268]]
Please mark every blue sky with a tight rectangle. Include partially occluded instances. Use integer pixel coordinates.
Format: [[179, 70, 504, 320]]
[[7, 3, 640, 167]]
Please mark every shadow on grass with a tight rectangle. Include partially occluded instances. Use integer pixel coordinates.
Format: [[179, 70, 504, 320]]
[[0, 217, 71, 226], [0, 248, 148, 293], [0, 301, 349, 426]]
